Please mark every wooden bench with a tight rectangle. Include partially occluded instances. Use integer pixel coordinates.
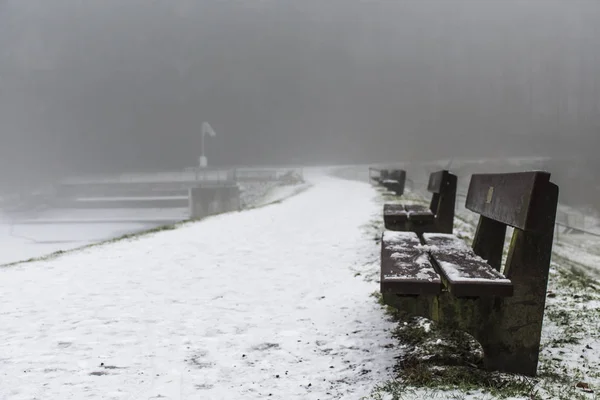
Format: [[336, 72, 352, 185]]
[[380, 171, 558, 376], [369, 168, 406, 196], [384, 170, 457, 234], [368, 167, 386, 184]]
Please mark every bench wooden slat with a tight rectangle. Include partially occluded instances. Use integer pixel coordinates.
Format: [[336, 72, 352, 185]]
[[381, 231, 442, 295], [399, 204, 435, 222], [466, 171, 551, 232], [427, 170, 449, 193], [423, 233, 513, 297], [383, 204, 407, 215], [403, 204, 428, 212], [407, 210, 435, 223]]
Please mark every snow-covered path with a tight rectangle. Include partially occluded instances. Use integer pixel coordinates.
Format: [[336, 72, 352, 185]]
[[0, 176, 396, 400]]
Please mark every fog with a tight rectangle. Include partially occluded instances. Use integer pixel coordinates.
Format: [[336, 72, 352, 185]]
[[1, 0, 599, 191]]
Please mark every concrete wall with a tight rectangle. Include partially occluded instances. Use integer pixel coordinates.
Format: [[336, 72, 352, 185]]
[[188, 184, 241, 220]]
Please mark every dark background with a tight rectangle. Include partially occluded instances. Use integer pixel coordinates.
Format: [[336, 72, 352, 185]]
[[1, 0, 599, 190]]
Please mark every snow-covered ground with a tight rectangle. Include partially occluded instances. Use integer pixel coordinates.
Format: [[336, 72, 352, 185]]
[[0, 181, 307, 266], [0, 174, 397, 399], [0, 221, 161, 266], [2, 162, 599, 400]]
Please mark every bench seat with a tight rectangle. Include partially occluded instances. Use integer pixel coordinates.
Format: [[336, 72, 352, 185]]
[[383, 204, 408, 224], [380, 171, 559, 376], [384, 203, 435, 228], [382, 170, 457, 233], [407, 209, 435, 223], [423, 233, 513, 297], [403, 204, 429, 212], [381, 231, 442, 295]]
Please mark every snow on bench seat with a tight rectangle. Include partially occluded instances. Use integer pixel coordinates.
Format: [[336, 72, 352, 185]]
[[384, 204, 435, 227], [381, 231, 442, 295], [422, 233, 514, 298], [383, 204, 407, 215], [403, 204, 435, 222], [403, 204, 428, 213], [407, 210, 435, 223]]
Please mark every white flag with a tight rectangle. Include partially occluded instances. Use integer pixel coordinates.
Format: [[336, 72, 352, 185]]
[[202, 122, 216, 137]]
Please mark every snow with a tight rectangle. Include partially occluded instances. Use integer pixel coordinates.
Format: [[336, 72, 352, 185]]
[[382, 231, 419, 244], [383, 206, 406, 216], [248, 182, 311, 208], [387, 253, 438, 282], [421, 233, 510, 282], [0, 175, 397, 400], [0, 182, 308, 266], [0, 222, 161, 265], [438, 261, 511, 283]]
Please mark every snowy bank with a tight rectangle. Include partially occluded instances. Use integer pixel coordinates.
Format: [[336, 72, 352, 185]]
[[0, 176, 396, 400]]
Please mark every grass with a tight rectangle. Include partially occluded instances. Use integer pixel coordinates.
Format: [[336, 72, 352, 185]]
[[369, 290, 540, 399], [370, 286, 600, 399], [366, 186, 600, 400]]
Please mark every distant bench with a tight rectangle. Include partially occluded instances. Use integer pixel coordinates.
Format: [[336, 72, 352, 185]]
[[380, 171, 558, 376], [369, 168, 406, 196], [384, 170, 457, 234]]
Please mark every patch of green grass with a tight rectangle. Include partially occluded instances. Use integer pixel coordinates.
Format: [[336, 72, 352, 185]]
[[370, 291, 534, 399], [552, 255, 600, 291], [367, 313, 538, 399], [371, 291, 385, 306], [361, 219, 385, 243]]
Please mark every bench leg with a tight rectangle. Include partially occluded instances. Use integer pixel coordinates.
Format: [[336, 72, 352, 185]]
[[432, 292, 543, 376], [476, 228, 553, 376], [431, 293, 483, 333], [477, 305, 542, 376]]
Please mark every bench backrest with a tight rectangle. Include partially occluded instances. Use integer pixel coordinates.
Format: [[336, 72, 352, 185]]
[[368, 167, 387, 182], [427, 170, 457, 233], [427, 170, 454, 194], [466, 171, 557, 233], [387, 169, 406, 182], [369, 167, 406, 195], [386, 170, 406, 195], [465, 171, 558, 279], [462, 170, 559, 375]]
